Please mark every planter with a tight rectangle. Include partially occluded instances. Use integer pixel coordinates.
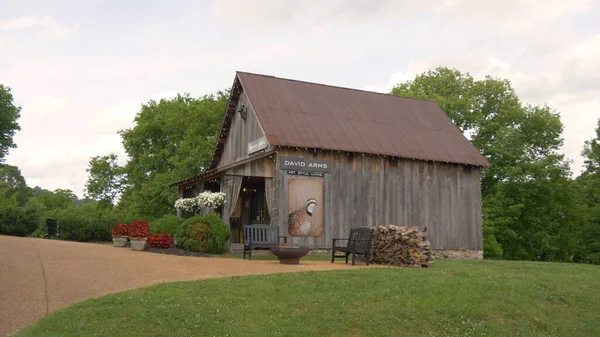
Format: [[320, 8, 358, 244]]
[[112, 236, 128, 247], [129, 237, 148, 251]]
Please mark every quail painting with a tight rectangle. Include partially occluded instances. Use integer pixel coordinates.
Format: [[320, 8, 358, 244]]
[[288, 198, 317, 236]]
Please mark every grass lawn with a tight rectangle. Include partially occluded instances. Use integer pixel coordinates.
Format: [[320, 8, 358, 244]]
[[15, 260, 600, 337]]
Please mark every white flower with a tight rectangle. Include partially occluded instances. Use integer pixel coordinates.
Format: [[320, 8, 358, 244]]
[[174, 192, 226, 211]]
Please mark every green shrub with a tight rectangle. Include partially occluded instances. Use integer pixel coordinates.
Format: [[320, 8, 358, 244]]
[[176, 214, 230, 254], [49, 204, 121, 242], [150, 215, 184, 235], [55, 210, 91, 241], [176, 216, 209, 252], [28, 223, 47, 238], [202, 214, 231, 254], [0, 206, 40, 237]]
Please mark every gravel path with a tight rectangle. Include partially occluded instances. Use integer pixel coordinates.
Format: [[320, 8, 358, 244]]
[[0, 235, 357, 336]]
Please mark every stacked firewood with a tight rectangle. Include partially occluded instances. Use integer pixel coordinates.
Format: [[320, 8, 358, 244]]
[[367, 225, 433, 268]]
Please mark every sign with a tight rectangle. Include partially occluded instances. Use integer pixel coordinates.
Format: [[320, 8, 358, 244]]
[[280, 157, 332, 173], [247, 137, 268, 154], [287, 170, 324, 177]]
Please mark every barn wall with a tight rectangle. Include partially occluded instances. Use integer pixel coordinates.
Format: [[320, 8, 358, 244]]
[[224, 158, 275, 178], [275, 149, 482, 250], [218, 91, 271, 168]]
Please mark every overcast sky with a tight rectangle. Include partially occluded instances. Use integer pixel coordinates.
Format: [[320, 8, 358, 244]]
[[2, 0, 599, 196]]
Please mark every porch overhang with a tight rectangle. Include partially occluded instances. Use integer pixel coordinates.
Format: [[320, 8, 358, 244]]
[[168, 150, 276, 188]]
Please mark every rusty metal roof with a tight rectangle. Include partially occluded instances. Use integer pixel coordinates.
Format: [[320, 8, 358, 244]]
[[237, 72, 490, 167]]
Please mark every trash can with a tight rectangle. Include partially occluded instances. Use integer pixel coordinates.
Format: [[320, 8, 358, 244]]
[[46, 218, 58, 238]]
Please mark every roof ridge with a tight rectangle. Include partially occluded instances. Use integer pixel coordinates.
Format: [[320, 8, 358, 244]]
[[235, 71, 435, 104]]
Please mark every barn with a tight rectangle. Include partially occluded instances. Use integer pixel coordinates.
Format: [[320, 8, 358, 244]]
[[170, 72, 490, 258]]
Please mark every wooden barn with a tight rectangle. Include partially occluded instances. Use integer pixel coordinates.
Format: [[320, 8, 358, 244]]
[[170, 72, 490, 257]]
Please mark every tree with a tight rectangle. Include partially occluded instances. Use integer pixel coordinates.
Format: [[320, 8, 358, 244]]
[[582, 119, 600, 174], [119, 92, 228, 185], [391, 67, 585, 261], [88, 91, 229, 220], [0, 169, 40, 237], [0, 164, 31, 206], [0, 85, 21, 162], [35, 188, 77, 212], [575, 119, 600, 264], [85, 154, 126, 206]]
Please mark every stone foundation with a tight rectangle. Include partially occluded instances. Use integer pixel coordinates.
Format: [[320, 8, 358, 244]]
[[432, 249, 483, 260]]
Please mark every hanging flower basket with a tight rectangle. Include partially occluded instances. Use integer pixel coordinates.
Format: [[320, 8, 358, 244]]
[[174, 192, 226, 213]]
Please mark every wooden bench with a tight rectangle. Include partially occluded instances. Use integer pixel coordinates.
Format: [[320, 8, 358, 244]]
[[331, 228, 374, 266], [243, 224, 287, 260]]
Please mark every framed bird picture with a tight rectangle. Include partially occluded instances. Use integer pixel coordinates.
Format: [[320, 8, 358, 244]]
[[287, 176, 323, 237]]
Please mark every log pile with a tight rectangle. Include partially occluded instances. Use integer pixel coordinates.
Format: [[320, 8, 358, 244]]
[[367, 225, 433, 268]]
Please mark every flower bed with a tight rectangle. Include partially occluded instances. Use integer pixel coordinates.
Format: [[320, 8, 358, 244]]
[[147, 232, 173, 249]]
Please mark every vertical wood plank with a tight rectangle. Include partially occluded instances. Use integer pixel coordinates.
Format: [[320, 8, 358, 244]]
[[260, 148, 482, 250]]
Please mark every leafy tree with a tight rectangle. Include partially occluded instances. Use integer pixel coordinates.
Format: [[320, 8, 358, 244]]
[[575, 119, 600, 264], [109, 91, 228, 220], [0, 85, 21, 162], [0, 164, 31, 206], [582, 119, 600, 174], [391, 67, 585, 261], [85, 154, 125, 206], [114, 172, 179, 221], [0, 175, 41, 237], [120, 92, 228, 182], [35, 188, 77, 212]]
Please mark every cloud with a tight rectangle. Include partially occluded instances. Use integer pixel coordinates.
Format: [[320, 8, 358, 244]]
[[0, 15, 75, 40], [3, 0, 599, 197], [91, 89, 180, 132], [487, 58, 511, 72], [436, 0, 595, 34], [364, 62, 430, 93], [0, 15, 53, 31], [209, 0, 435, 30], [22, 94, 71, 118]]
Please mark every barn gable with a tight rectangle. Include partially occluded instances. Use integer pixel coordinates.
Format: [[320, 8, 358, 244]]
[[216, 88, 270, 168], [208, 76, 270, 170]]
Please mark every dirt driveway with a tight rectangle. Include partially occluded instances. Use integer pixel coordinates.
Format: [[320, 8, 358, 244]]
[[0, 235, 356, 336]]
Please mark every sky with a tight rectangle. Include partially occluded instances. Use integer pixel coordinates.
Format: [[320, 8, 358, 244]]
[[1, 0, 599, 197]]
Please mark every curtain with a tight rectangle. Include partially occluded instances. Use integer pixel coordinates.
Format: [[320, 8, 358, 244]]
[[264, 178, 277, 225], [221, 175, 243, 224], [229, 176, 243, 218]]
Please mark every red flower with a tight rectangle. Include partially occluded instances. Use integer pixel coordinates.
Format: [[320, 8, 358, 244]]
[[148, 232, 173, 249], [128, 220, 151, 239], [110, 223, 129, 237]]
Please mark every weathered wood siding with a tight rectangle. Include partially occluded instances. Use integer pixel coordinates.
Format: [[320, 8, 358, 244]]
[[275, 149, 482, 250], [224, 158, 275, 178], [218, 91, 270, 168]]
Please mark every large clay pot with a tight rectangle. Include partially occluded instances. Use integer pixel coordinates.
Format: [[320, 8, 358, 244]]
[[112, 236, 128, 247], [129, 237, 147, 251]]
